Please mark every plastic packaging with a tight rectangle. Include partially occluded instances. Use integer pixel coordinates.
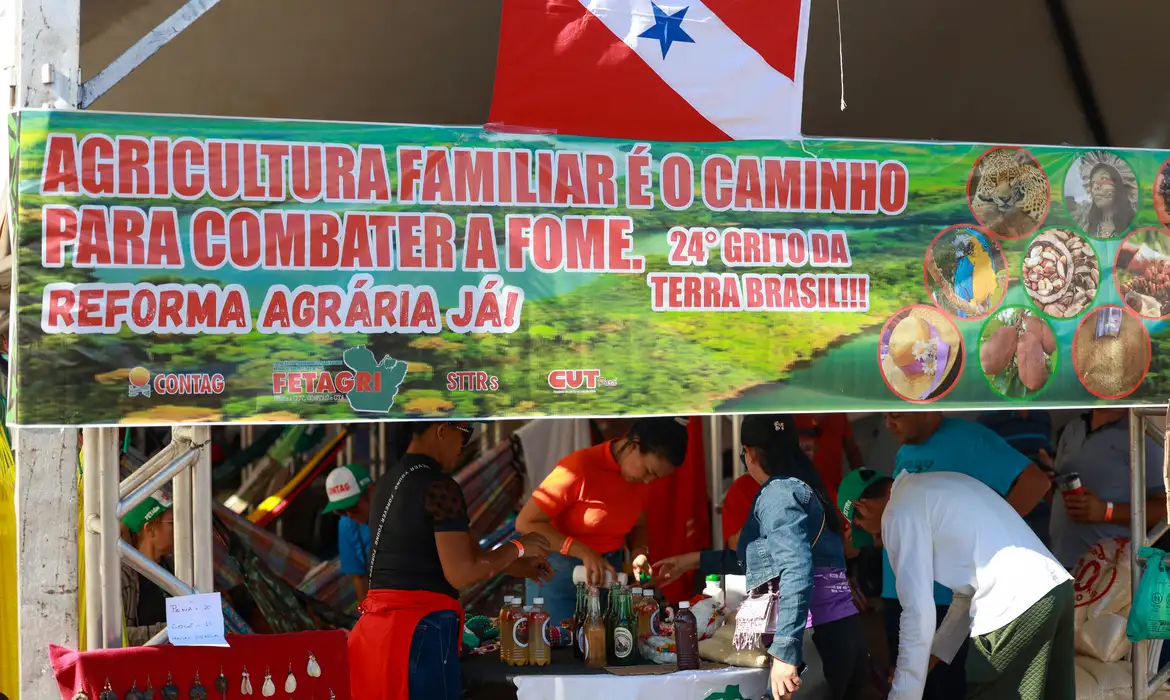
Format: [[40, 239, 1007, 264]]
[[703, 575, 725, 607]]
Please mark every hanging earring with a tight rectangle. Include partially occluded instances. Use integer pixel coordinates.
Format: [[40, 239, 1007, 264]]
[[215, 667, 228, 698], [72, 687, 90, 700], [144, 676, 155, 700], [306, 651, 321, 678], [124, 680, 144, 700], [161, 673, 179, 700], [240, 667, 253, 696], [189, 672, 208, 700], [284, 665, 296, 694], [261, 668, 275, 698], [99, 679, 118, 700]]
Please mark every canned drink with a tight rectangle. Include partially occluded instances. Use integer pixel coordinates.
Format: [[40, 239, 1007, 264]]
[[1061, 473, 1085, 496]]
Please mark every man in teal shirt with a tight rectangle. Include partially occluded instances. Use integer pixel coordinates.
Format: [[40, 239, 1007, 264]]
[[869, 412, 1051, 699]]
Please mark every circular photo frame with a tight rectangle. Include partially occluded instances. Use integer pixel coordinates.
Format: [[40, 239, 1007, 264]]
[[1115, 228, 1170, 321], [1072, 305, 1151, 400], [878, 305, 965, 404], [1020, 228, 1100, 320], [1064, 150, 1138, 240], [1153, 157, 1170, 230], [923, 224, 1009, 320], [967, 146, 1051, 239], [977, 307, 1058, 400]]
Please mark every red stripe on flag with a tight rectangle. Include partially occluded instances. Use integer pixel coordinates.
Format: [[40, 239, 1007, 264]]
[[489, 0, 728, 141], [703, 0, 803, 82]]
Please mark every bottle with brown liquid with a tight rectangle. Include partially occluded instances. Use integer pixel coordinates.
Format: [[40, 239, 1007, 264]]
[[604, 577, 623, 664], [611, 588, 639, 666], [510, 597, 529, 667], [499, 596, 514, 664], [583, 586, 608, 669], [673, 601, 700, 671], [528, 598, 551, 666], [572, 583, 587, 660]]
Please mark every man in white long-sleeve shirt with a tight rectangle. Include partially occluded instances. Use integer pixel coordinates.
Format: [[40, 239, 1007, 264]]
[[837, 468, 1074, 700]]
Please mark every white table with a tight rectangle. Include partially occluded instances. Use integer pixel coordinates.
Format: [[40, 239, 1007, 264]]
[[513, 666, 769, 700]]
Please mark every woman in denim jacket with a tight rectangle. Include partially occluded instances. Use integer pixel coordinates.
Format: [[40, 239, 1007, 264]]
[[656, 414, 869, 700]]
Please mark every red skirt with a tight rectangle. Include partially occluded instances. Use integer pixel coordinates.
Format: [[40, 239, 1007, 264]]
[[348, 589, 464, 700]]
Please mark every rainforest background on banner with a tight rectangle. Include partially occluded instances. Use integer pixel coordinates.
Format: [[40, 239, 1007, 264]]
[[9, 109, 1170, 426]]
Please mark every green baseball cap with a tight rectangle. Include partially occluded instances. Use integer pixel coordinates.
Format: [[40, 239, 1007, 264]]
[[836, 469, 890, 549], [122, 490, 173, 534], [323, 464, 373, 514]]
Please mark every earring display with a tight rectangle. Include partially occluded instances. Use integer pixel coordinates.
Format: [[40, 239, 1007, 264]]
[[284, 665, 296, 694], [190, 671, 208, 700], [161, 673, 179, 700], [215, 667, 228, 698], [240, 667, 253, 696], [99, 679, 117, 700], [123, 681, 144, 700], [261, 668, 275, 698], [306, 652, 321, 678]]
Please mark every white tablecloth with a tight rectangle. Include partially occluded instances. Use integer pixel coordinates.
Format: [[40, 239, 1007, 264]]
[[513, 667, 769, 700]]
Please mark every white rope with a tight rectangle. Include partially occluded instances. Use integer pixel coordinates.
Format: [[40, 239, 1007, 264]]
[[836, 0, 847, 111]]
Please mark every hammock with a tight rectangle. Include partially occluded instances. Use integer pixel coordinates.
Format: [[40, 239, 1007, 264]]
[[248, 428, 350, 526]]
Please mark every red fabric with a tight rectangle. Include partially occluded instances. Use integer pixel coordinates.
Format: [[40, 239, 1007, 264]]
[[348, 589, 463, 700], [796, 414, 854, 508], [645, 417, 710, 603], [721, 473, 760, 548], [488, 0, 726, 140], [49, 630, 350, 700], [722, 415, 856, 543]]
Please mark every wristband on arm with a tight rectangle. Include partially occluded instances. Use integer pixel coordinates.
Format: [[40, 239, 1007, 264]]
[[511, 539, 525, 558], [560, 537, 575, 556]]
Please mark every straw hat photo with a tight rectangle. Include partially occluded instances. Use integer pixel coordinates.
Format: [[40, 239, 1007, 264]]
[[880, 306, 964, 402]]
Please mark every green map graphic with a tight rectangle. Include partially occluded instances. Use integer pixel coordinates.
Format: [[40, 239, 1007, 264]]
[[705, 685, 747, 700], [342, 346, 408, 413]]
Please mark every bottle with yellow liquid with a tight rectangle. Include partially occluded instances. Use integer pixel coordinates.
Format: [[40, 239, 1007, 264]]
[[499, 596, 514, 664], [583, 586, 607, 669], [528, 598, 551, 667], [510, 596, 529, 667]]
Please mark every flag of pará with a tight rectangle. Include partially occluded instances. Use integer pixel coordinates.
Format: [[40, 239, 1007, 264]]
[[488, 0, 811, 141]]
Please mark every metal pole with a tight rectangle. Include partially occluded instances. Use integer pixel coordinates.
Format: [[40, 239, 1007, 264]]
[[708, 415, 723, 548], [188, 427, 214, 592], [731, 414, 743, 479], [1131, 408, 1149, 700], [81, 428, 102, 651], [119, 541, 197, 597], [118, 440, 180, 499], [97, 428, 122, 649], [117, 447, 198, 519], [172, 451, 194, 586]]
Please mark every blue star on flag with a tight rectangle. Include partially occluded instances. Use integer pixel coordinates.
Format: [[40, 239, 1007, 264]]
[[638, 3, 695, 59]]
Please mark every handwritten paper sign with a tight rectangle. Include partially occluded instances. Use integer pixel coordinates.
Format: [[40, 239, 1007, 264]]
[[165, 592, 228, 647]]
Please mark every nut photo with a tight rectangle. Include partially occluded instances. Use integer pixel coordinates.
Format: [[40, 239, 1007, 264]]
[[1022, 228, 1098, 318]]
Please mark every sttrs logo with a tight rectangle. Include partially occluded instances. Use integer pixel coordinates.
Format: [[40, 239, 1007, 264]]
[[446, 371, 499, 392], [548, 369, 617, 394]]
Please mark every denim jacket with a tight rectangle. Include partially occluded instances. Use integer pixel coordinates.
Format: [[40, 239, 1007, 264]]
[[700, 476, 847, 665]]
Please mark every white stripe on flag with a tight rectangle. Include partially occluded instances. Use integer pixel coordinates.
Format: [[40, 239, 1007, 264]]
[[581, 0, 805, 140]]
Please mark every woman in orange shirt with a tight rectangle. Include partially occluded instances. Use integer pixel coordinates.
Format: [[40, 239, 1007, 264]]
[[516, 417, 689, 624]]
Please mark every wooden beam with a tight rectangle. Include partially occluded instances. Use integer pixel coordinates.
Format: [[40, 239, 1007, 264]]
[[80, 0, 222, 108]]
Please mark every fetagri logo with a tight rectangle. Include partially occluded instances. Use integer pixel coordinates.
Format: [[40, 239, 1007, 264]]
[[128, 366, 225, 397], [272, 346, 408, 413], [547, 369, 618, 394]]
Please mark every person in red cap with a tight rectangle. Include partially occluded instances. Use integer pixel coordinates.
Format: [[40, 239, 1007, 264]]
[[348, 421, 552, 700]]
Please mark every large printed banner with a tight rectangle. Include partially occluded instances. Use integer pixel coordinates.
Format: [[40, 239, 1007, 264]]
[[9, 110, 1170, 426]]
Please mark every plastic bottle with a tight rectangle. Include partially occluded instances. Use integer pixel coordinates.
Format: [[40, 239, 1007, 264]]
[[572, 583, 587, 660], [499, 596, 514, 664], [637, 589, 657, 638], [583, 586, 608, 669], [528, 598, 551, 666], [510, 597, 529, 667], [611, 588, 640, 665], [674, 601, 700, 670], [703, 575, 725, 606]]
